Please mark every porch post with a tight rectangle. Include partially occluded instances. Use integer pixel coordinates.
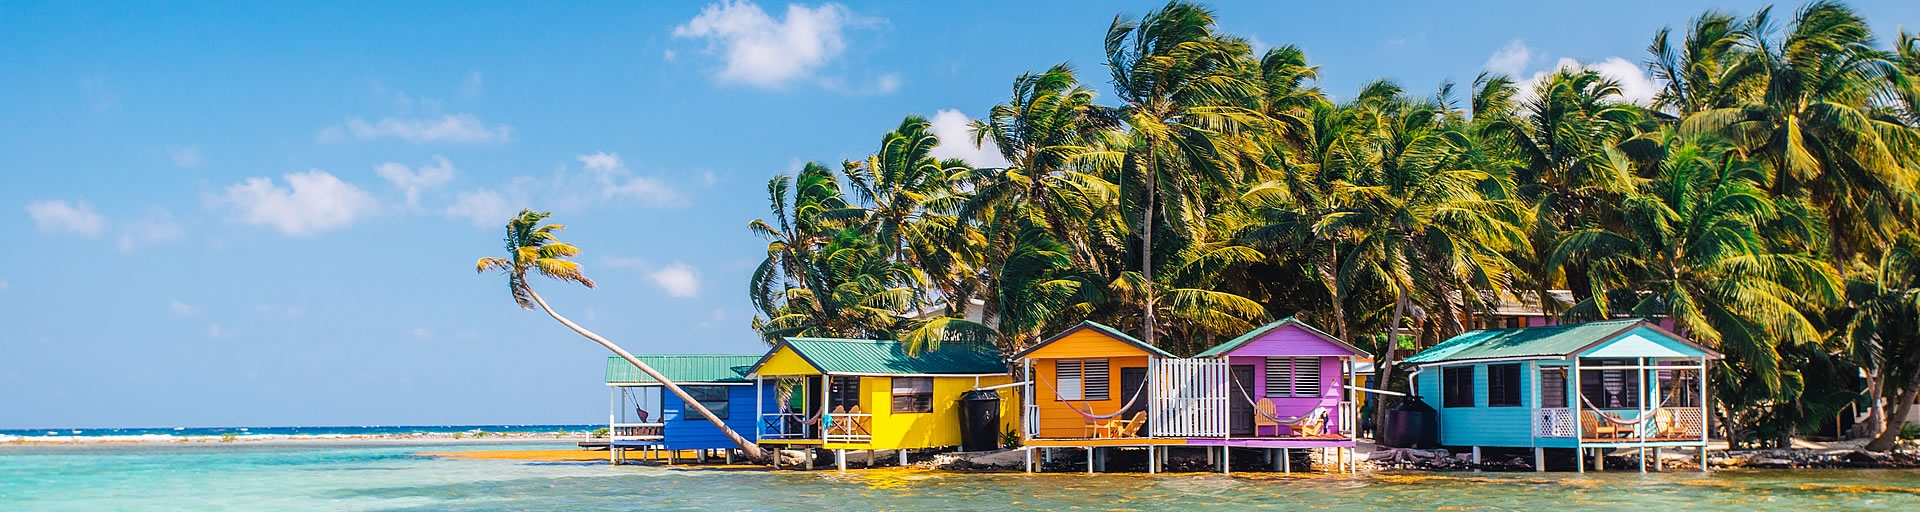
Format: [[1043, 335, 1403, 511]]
[[1639, 357, 1649, 474], [1283, 447, 1291, 475], [609, 386, 618, 465], [1699, 356, 1710, 473], [755, 376, 764, 446], [1534, 447, 1544, 472]]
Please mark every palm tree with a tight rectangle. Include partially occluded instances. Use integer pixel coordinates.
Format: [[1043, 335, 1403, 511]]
[[478, 209, 764, 459], [1104, 0, 1264, 346], [1551, 134, 1841, 442], [1839, 233, 1920, 451]]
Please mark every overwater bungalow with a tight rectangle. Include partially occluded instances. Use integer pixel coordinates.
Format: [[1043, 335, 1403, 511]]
[[604, 355, 776, 464], [1015, 321, 1205, 474], [748, 337, 1015, 470], [1190, 317, 1364, 473], [1402, 319, 1720, 472]]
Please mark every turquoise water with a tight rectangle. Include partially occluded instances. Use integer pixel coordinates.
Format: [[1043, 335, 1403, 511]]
[[5, 443, 1920, 511]]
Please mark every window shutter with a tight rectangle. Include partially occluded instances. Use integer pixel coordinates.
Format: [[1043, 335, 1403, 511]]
[[1292, 357, 1321, 397], [1266, 357, 1292, 396], [1540, 369, 1567, 408], [1055, 360, 1083, 400], [1083, 359, 1110, 400]]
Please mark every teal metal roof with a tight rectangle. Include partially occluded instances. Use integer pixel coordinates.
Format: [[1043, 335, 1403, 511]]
[[1013, 320, 1177, 359], [1193, 316, 1365, 358], [762, 338, 1006, 375], [604, 355, 762, 384], [1402, 319, 1707, 365]]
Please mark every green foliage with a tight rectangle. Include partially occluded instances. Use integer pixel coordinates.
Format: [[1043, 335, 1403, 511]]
[[746, 0, 1920, 442], [1001, 428, 1023, 450], [590, 428, 609, 438], [219, 433, 236, 443]]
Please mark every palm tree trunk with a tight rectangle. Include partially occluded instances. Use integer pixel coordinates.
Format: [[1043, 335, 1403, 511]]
[[1373, 289, 1410, 432], [527, 290, 766, 460], [1866, 386, 1919, 452], [1140, 149, 1158, 347], [1315, 248, 1346, 340]]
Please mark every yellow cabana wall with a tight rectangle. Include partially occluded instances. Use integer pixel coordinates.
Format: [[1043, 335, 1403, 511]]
[[756, 346, 820, 376], [823, 374, 1015, 450]]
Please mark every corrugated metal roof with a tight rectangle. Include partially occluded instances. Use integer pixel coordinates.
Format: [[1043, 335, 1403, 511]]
[[1401, 319, 1649, 365], [1192, 316, 1365, 358], [604, 354, 763, 384], [765, 338, 1006, 375]]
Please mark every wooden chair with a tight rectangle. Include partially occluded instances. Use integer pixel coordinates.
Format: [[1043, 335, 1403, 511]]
[[1580, 411, 1618, 439], [848, 405, 870, 437], [1652, 409, 1675, 439], [1083, 415, 1102, 438], [1116, 411, 1148, 438], [827, 406, 848, 437], [1298, 408, 1329, 437], [1254, 399, 1280, 437]]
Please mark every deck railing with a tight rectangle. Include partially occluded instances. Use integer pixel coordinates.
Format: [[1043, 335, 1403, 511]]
[[611, 422, 665, 441], [1338, 401, 1356, 437], [1533, 408, 1577, 438], [1024, 404, 1040, 439], [759, 412, 816, 440], [824, 413, 873, 443], [1576, 408, 1709, 441], [1149, 358, 1229, 437]]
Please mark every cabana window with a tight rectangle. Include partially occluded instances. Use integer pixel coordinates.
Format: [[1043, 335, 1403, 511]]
[[1579, 358, 1639, 408], [1053, 359, 1109, 400], [1264, 357, 1321, 397], [890, 377, 933, 413], [1539, 368, 1567, 408], [681, 385, 730, 420], [828, 376, 861, 409], [1488, 364, 1522, 407], [1442, 366, 1475, 408]]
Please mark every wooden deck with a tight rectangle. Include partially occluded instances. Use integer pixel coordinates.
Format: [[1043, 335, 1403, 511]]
[[1025, 437, 1188, 447], [1184, 437, 1355, 448]]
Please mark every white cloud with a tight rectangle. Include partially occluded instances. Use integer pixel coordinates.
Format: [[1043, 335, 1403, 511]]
[[1511, 57, 1661, 108], [875, 73, 902, 94], [26, 200, 105, 236], [649, 262, 701, 297], [214, 170, 378, 235], [118, 208, 183, 252], [673, 1, 856, 88], [169, 300, 199, 316], [1485, 40, 1535, 77], [376, 156, 457, 207], [169, 146, 203, 169], [321, 114, 512, 144], [459, 71, 484, 98], [413, 328, 433, 340], [927, 109, 1010, 168], [445, 188, 518, 227], [579, 152, 688, 207], [208, 324, 222, 337]]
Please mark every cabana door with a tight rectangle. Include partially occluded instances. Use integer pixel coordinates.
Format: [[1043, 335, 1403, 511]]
[[1120, 367, 1149, 421], [1228, 365, 1255, 436]]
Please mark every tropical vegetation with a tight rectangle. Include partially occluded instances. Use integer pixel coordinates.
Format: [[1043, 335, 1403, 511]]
[[742, 0, 1920, 449]]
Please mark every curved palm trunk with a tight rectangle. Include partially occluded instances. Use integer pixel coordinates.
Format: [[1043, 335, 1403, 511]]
[[1867, 387, 1919, 452], [1314, 247, 1347, 340], [527, 290, 766, 461], [1373, 290, 1410, 432], [1140, 149, 1158, 347]]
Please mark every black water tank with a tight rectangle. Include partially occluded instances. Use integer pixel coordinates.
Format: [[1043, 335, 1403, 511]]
[[956, 390, 1002, 452], [1379, 396, 1439, 448]]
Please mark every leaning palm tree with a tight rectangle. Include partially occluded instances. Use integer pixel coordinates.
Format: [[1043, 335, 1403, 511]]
[[478, 209, 764, 459]]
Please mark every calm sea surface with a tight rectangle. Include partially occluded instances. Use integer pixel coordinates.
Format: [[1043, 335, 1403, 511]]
[[4, 442, 1920, 511]]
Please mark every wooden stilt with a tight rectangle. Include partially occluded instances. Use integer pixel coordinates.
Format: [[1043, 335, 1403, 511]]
[[1086, 448, 1094, 475], [900, 449, 909, 467], [1700, 446, 1709, 473], [836, 449, 847, 472], [1576, 447, 1584, 473], [1024, 447, 1033, 473], [1223, 447, 1232, 475], [1471, 446, 1481, 472], [1653, 448, 1662, 472], [1148, 446, 1157, 474], [1535, 447, 1545, 472], [1283, 448, 1291, 475], [1638, 447, 1647, 473], [867, 450, 875, 467]]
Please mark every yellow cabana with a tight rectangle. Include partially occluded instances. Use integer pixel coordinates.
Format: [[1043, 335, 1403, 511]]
[[748, 337, 1014, 469]]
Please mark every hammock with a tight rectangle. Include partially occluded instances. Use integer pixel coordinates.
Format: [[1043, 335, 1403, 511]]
[[1228, 376, 1324, 426], [1553, 367, 1687, 429], [1039, 373, 1151, 421]]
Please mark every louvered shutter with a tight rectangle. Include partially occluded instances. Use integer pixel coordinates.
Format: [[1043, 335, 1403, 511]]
[[1292, 357, 1321, 397], [1083, 359, 1110, 400]]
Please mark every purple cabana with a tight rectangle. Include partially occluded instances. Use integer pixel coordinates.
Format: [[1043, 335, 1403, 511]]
[[1188, 317, 1366, 472]]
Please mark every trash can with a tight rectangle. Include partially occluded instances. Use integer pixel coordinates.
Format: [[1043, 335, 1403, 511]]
[[956, 390, 1002, 452], [1379, 396, 1438, 448]]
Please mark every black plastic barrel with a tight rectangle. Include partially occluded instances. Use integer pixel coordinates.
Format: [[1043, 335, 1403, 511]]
[[956, 390, 1002, 452], [1379, 396, 1439, 448]]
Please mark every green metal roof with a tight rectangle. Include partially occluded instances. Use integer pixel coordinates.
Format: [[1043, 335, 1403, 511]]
[[1013, 320, 1177, 359], [762, 338, 1006, 375], [1401, 319, 1686, 365], [1193, 316, 1365, 358], [604, 355, 762, 384]]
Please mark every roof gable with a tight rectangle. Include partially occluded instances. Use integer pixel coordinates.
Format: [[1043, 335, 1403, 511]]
[[605, 355, 762, 384], [1014, 321, 1175, 359], [1403, 319, 1720, 365], [1193, 317, 1366, 358], [753, 337, 1005, 375]]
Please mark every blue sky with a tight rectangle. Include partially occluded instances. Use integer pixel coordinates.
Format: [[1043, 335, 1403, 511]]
[[4, 1, 1916, 429]]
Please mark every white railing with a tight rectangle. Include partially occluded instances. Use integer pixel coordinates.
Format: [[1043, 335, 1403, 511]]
[[1338, 401, 1356, 436], [1150, 358, 1229, 437], [1024, 404, 1040, 440], [1533, 408, 1576, 438], [1671, 408, 1705, 439], [760, 412, 816, 440], [824, 413, 873, 443], [611, 422, 665, 441]]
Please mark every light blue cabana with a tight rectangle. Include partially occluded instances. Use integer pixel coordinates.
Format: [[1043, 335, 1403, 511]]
[[1403, 319, 1721, 472]]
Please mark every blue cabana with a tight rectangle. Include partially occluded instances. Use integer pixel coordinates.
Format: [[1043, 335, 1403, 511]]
[[605, 355, 777, 463], [1402, 319, 1721, 472]]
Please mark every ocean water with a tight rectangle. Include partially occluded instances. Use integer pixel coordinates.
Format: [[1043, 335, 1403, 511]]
[[5, 442, 1920, 511], [0, 424, 598, 442]]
